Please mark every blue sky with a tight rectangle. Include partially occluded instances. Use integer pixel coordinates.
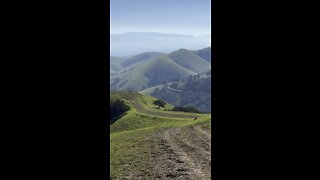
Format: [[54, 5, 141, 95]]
[[110, 0, 211, 36]]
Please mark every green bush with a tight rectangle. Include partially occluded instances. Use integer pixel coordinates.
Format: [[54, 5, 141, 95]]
[[152, 99, 166, 108]]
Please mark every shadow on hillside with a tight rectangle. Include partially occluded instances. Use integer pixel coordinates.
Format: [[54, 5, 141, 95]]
[[110, 112, 128, 126]]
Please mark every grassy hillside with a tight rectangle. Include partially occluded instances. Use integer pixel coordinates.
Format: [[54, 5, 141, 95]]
[[110, 56, 196, 91], [140, 73, 211, 112], [110, 52, 164, 77], [111, 32, 211, 56], [120, 52, 165, 68], [168, 48, 211, 73], [193, 47, 211, 63], [110, 91, 211, 179], [110, 47, 211, 91], [110, 56, 125, 75]]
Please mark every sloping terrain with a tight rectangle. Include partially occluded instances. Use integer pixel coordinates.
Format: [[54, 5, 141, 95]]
[[193, 47, 211, 63], [110, 47, 211, 91], [110, 92, 211, 179], [168, 48, 211, 74], [110, 52, 165, 77], [111, 32, 211, 56], [110, 56, 196, 91], [110, 57, 124, 73], [141, 72, 211, 112], [120, 52, 165, 68]]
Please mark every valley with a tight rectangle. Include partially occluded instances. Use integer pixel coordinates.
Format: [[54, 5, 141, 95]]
[[110, 47, 211, 112]]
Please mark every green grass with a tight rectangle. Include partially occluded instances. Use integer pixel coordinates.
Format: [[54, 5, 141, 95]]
[[110, 53, 200, 91], [110, 91, 211, 178], [168, 48, 211, 73], [110, 128, 155, 178]]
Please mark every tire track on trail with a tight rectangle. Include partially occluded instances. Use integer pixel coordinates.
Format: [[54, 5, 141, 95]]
[[150, 125, 211, 179]]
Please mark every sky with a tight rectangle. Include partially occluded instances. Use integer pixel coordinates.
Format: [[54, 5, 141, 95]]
[[110, 0, 211, 36]]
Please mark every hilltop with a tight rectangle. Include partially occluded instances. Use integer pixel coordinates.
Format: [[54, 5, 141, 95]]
[[110, 47, 211, 91], [111, 32, 211, 56]]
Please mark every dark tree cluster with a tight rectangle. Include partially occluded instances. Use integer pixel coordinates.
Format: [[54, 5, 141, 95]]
[[153, 99, 166, 108], [188, 74, 201, 81], [110, 99, 130, 120], [172, 106, 199, 113]]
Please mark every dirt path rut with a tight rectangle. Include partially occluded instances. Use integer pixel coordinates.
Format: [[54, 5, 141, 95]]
[[143, 125, 211, 180]]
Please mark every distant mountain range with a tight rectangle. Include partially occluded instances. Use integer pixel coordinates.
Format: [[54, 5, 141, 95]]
[[111, 32, 211, 56], [110, 47, 211, 92]]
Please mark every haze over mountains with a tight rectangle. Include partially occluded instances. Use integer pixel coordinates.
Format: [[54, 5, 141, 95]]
[[111, 32, 211, 56]]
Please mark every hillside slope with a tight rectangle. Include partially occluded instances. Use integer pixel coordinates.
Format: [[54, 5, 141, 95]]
[[120, 52, 165, 68], [168, 48, 211, 73], [110, 91, 211, 179], [111, 32, 211, 56], [141, 72, 211, 112], [110, 47, 211, 91], [110, 56, 197, 91], [110, 56, 125, 75], [193, 47, 211, 63]]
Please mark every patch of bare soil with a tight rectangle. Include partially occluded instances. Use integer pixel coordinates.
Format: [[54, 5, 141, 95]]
[[126, 125, 211, 180]]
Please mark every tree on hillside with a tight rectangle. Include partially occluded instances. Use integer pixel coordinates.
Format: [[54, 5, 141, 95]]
[[153, 99, 166, 108], [110, 99, 130, 120]]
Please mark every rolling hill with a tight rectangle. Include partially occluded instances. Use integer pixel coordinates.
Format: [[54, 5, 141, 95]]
[[140, 70, 211, 112], [110, 52, 165, 76], [120, 52, 165, 68], [110, 47, 211, 91], [110, 56, 196, 91], [110, 56, 125, 75], [168, 48, 211, 73], [110, 91, 211, 179], [111, 32, 211, 56], [193, 47, 211, 63]]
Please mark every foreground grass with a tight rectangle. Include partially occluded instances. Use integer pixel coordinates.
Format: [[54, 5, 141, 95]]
[[110, 128, 155, 178], [110, 91, 211, 178]]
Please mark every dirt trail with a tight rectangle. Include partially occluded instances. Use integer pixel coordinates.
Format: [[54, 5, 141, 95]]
[[167, 83, 183, 93], [129, 96, 199, 119], [127, 124, 211, 180], [162, 127, 211, 179]]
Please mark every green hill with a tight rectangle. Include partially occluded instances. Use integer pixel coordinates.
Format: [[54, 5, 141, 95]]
[[110, 56, 125, 75], [110, 47, 211, 91], [110, 91, 211, 179], [120, 52, 165, 68], [193, 47, 211, 63], [110, 56, 197, 91], [168, 48, 211, 73], [140, 73, 211, 112]]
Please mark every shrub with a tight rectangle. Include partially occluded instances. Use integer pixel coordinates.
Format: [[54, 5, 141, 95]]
[[153, 99, 166, 108]]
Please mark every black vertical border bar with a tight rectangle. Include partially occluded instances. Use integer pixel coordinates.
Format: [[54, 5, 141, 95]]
[[212, 0, 224, 179], [95, 0, 110, 179]]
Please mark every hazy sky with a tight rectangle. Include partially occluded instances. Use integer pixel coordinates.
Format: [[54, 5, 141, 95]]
[[110, 0, 211, 36]]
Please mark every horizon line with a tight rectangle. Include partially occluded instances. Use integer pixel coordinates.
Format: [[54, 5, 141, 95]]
[[110, 31, 211, 37]]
